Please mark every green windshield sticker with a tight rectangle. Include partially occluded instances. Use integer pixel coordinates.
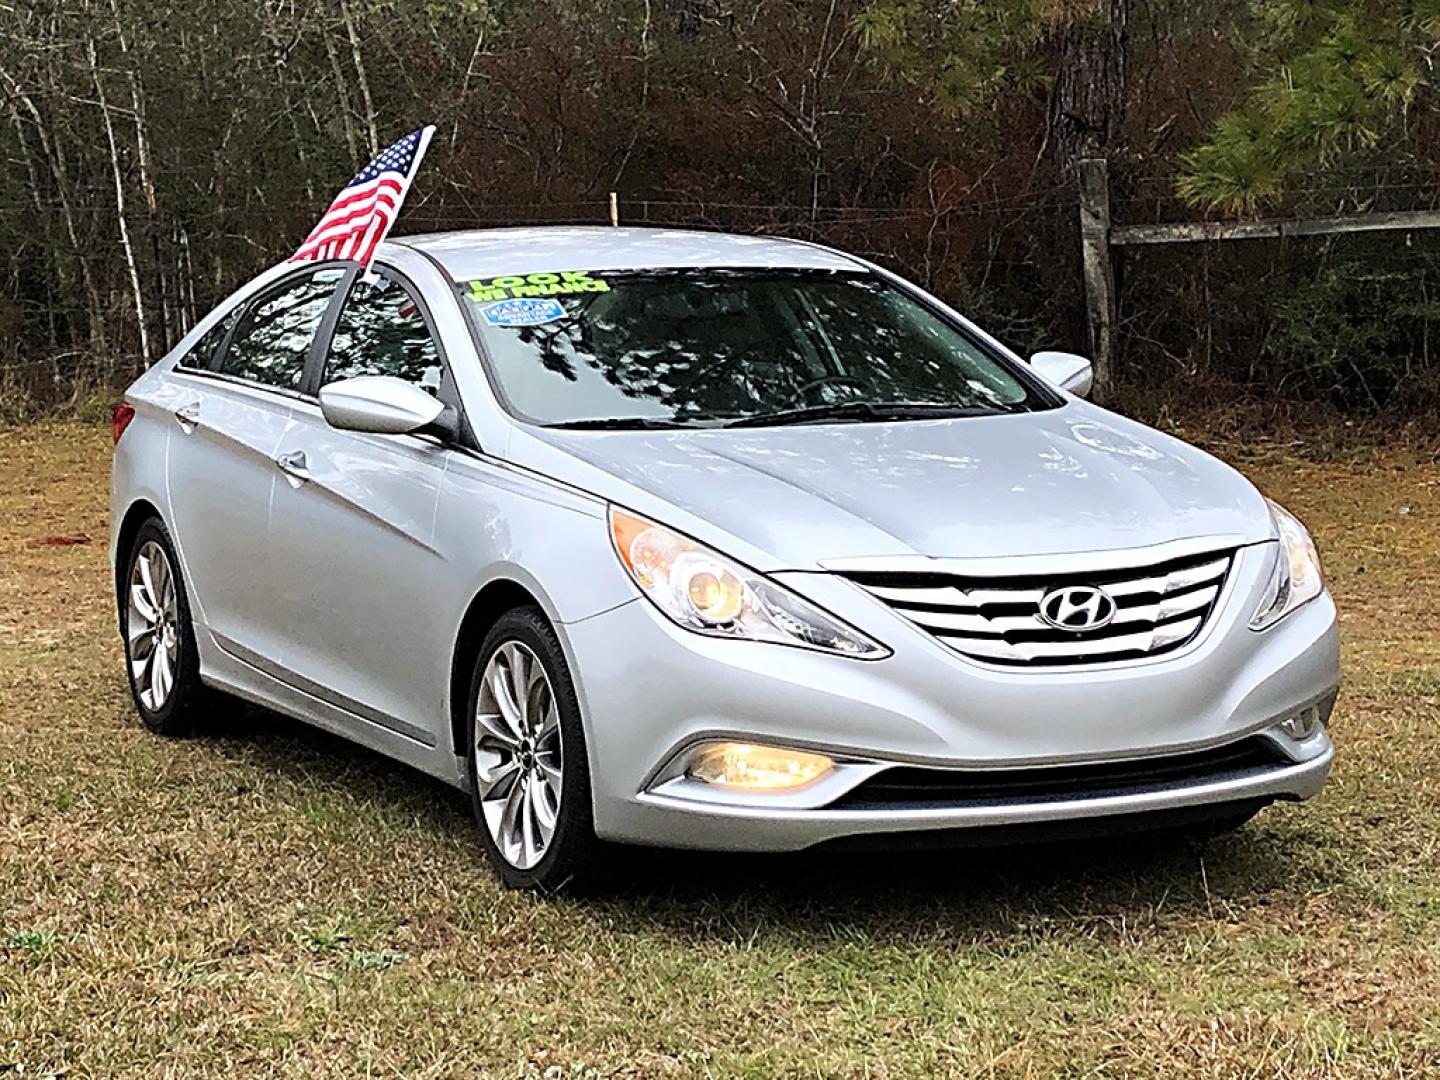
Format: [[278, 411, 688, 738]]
[[466, 271, 610, 302]]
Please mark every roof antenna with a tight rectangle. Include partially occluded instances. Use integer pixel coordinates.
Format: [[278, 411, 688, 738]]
[[609, 191, 619, 227]]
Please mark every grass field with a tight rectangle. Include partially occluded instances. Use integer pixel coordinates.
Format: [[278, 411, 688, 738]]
[[2, 421, 1438, 1078]]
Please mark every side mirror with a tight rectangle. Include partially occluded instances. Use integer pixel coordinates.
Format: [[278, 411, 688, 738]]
[[1029, 351, 1093, 399], [319, 375, 445, 435]]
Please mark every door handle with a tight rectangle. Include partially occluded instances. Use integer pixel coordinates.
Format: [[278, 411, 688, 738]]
[[275, 450, 310, 483], [174, 402, 201, 432]]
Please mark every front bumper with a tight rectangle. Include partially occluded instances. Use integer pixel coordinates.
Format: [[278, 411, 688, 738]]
[[632, 732, 1332, 851], [562, 541, 1340, 852]]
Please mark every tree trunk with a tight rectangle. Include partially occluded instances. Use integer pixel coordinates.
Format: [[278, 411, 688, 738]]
[[89, 36, 152, 369], [338, 0, 380, 156], [5, 102, 62, 370], [323, 26, 362, 163], [1049, 0, 1132, 170], [0, 68, 107, 357], [1078, 158, 1117, 403], [178, 223, 198, 329], [1051, 0, 1131, 403], [110, 0, 167, 349]]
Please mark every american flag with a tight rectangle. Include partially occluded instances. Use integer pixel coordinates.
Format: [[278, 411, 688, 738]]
[[290, 126, 434, 268]]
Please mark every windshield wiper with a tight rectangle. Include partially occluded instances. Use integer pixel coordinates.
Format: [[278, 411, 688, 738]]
[[546, 416, 700, 430], [724, 401, 1008, 428]]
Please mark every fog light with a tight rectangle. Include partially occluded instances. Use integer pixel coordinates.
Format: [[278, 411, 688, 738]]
[[686, 743, 834, 791], [1278, 704, 1324, 741]]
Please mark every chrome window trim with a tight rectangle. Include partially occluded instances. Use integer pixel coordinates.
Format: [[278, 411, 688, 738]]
[[169, 366, 315, 405]]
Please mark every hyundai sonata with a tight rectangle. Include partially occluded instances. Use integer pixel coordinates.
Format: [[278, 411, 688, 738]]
[[110, 227, 1339, 890]]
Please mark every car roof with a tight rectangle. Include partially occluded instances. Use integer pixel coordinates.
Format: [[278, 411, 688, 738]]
[[385, 226, 868, 281]]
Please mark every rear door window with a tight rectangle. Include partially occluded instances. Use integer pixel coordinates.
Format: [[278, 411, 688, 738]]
[[218, 267, 346, 390]]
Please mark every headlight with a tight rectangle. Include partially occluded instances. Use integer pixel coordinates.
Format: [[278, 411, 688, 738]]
[[1250, 499, 1324, 630], [609, 507, 888, 658]]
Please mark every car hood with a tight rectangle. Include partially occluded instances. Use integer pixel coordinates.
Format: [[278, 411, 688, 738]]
[[508, 402, 1273, 570]]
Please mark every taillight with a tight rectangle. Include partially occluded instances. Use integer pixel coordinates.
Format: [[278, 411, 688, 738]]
[[112, 401, 136, 445]]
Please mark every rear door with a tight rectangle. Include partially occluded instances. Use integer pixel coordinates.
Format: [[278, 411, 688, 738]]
[[264, 267, 460, 746], [165, 264, 350, 669]]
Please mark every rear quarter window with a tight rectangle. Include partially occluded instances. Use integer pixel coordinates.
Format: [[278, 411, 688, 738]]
[[177, 307, 239, 371]]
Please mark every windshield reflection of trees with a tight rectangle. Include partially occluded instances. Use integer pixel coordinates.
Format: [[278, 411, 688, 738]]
[[493, 274, 1030, 421]]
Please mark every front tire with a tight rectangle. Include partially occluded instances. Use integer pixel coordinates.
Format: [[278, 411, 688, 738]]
[[465, 607, 603, 892], [120, 519, 207, 736]]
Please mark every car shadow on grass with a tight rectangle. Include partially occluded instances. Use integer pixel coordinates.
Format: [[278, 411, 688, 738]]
[[203, 702, 1334, 937], [202, 702, 473, 838], [602, 829, 1322, 942]]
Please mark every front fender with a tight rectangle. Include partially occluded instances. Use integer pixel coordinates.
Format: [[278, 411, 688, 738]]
[[436, 450, 636, 628]]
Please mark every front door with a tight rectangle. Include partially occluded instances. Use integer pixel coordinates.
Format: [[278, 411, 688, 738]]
[[265, 268, 458, 746]]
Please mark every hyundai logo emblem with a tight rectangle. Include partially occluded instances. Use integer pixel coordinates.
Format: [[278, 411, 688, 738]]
[[1038, 585, 1117, 631]]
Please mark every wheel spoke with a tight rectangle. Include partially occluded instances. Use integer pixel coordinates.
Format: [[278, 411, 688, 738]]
[[475, 709, 519, 750], [504, 645, 532, 731], [131, 636, 155, 690], [534, 702, 559, 743], [138, 550, 159, 613], [524, 666, 549, 728], [498, 772, 527, 860], [489, 665, 525, 741], [152, 642, 173, 703], [528, 772, 558, 834], [520, 775, 539, 863], [536, 754, 562, 800], [475, 755, 521, 800], [130, 574, 158, 624], [151, 551, 171, 609], [127, 621, 155, 655]]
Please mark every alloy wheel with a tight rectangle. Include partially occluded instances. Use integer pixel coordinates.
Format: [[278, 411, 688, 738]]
[[473, 641, 563, 870], [127, 540, 180, 711]]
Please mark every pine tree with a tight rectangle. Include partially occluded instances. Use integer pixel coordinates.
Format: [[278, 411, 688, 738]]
[[1178, 0, 1439, 214]]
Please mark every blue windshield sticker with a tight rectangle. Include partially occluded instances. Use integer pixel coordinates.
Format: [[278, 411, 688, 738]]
[[479, 297, 567, 327]]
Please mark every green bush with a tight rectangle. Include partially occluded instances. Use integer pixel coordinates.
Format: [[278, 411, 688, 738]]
[[1263, 253, 1440, 410]]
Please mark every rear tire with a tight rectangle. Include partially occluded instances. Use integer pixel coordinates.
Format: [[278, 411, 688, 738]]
[[119, 518, 208, 737], [465, 606, 604, 892]]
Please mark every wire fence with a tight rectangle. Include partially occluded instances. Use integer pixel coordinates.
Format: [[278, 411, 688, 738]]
[[6, 187, 1440, 416]]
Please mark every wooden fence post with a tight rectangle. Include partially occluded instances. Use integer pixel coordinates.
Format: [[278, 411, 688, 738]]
[[1077, 157, 1116, 402]]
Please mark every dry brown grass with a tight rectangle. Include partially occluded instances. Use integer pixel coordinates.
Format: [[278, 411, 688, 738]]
[[2, 421, 1439, 1078]]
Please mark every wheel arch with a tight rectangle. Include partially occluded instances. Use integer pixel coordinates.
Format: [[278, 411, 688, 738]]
[[449, 577, 549, 758], [114, 499, 165, 622]]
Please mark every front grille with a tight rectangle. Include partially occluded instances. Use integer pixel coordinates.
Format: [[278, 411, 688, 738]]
[[833, 737, 1287, 810], [840, 548, 1234, 667]]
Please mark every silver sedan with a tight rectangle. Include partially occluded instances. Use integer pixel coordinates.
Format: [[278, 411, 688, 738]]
[[110, 227, 1340, 890]]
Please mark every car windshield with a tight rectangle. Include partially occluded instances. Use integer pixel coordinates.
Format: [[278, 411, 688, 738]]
[[459, 268, 1055, 427]]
